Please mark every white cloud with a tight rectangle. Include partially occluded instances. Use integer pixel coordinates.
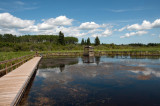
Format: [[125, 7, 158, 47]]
[[0, 13, 114, 37], [118, 27, 126, 32], [91, 33, 101, 37], [79, 22, 110, 37], [19, 25, 38, 33], [54, 26, 86, 37], [37, 23, 54, 30], [0, 28, 20, 35], [118, 19, 160, 31], [0, 13, 34, 28], [152, 19, 160, 28], [103, 29, 112, 36], [88, 29, 103, 34], [79, 22, 100, 30], [91, 29, 112, 37], [108, 8, 145, 13], [1, 12, 158, 40], [120, 31, 148, 38], [1, 14, 75, 35], [127, 20, 152, 30], [42, 16, 73, 26], [37, 16, 73, 30], [110, 9, 127, 13], [0, 13, 81, 36], [20, 26, 86, 37], [151, 34, 156, 36], [15, 1, 25, 5]]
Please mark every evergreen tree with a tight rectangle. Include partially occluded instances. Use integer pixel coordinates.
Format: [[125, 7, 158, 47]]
[[0, 34, 2, 42], [58, 31, 65, 45], [81, 38, 85, 45], [87, 37, 91, 45], [94, 36, 100, 46], [84, 40, 87, 45]]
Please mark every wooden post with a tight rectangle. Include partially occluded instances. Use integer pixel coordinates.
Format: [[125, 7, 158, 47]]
[[11, 62, 13, 71], [22, 57, 24, 63], [35, 51, 38, 57], [5, 63, 7, 74]]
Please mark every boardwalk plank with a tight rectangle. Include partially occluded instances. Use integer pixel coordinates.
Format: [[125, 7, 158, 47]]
[[0, 57, 41, 106]]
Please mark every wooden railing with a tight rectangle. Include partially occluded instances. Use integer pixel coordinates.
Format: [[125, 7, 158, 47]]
[[0, 54, 36, 77]]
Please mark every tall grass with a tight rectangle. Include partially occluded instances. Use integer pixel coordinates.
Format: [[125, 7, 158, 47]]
[[0, 52, 34, 61], [0, 46, 159, 61]]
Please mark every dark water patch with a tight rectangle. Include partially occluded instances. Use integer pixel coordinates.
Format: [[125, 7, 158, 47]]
[[39, 57, 78, 69], [19, 56, 160, 106]]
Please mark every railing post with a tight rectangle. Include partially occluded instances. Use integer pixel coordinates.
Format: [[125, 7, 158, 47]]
[[0, 54, 36, 77], [23, 56, 25, 63], [35, 51, 39, 57], [5, 63, 7, 74], [11, 62, 13, 71]]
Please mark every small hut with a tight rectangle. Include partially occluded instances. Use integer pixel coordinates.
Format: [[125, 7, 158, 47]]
[[83, 46, 94, 56]]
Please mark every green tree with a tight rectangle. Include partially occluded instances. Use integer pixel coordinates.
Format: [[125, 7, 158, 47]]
[[58, 31, 65, 45], [94, 36, 100, 46], [0, 34, 3, 42], [3, 34, 16, 43], [87, 37, 91, 45], [81, 38, 85, 45], [84, 40, 87, 45], [65, 37, 78, 44]]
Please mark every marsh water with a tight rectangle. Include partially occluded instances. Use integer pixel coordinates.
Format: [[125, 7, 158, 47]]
[[19, 56, 160, 106]]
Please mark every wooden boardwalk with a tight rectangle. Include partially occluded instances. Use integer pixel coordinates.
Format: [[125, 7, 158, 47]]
[[0, 57, 41, 106]]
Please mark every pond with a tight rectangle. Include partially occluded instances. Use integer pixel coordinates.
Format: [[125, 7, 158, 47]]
[[19, 56, 160, 106]]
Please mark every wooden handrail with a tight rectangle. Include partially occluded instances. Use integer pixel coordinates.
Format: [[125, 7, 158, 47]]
[[0, 54, 36, 77], [0, 54, 33, 64]]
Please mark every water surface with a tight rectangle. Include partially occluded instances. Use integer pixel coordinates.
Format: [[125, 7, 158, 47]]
[[19, 56, 160, 106]]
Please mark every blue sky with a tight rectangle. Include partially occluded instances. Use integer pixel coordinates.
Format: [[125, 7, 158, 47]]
[[0, 0, 160, 44]]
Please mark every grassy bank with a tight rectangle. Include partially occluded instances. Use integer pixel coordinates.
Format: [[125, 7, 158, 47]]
[[40, 46, 160, 52], [0, 46, 160, 61], [0, 52, 34, 61]]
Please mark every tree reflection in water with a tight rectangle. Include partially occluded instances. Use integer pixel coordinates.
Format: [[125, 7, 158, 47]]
[[39, 57, 78, 69], [95, 56, 100, 65], [59, 64, 65, 72]]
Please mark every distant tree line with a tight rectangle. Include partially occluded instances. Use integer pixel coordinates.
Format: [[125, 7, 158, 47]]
[[0, 31, 79, 51], [81, 38, 91, 45], [0, 32, 160, 52], [128, 43, 160, 47], [0, 32, 78, 45], [80, 36, 160, 47], [81, 36, 100, 46]]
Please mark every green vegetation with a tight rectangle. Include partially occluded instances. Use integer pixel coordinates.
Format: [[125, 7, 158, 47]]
[[58, 31, 65, 45], [0, 32, 78, 52], [0, 45, 160, 61], [81, 38, 85, 45], [81, 38, 91, 45], [0, 52, 34, 61], [87, 37, 91, 45], [0, 32, 160, 61], [94, 36, 100, 46]]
